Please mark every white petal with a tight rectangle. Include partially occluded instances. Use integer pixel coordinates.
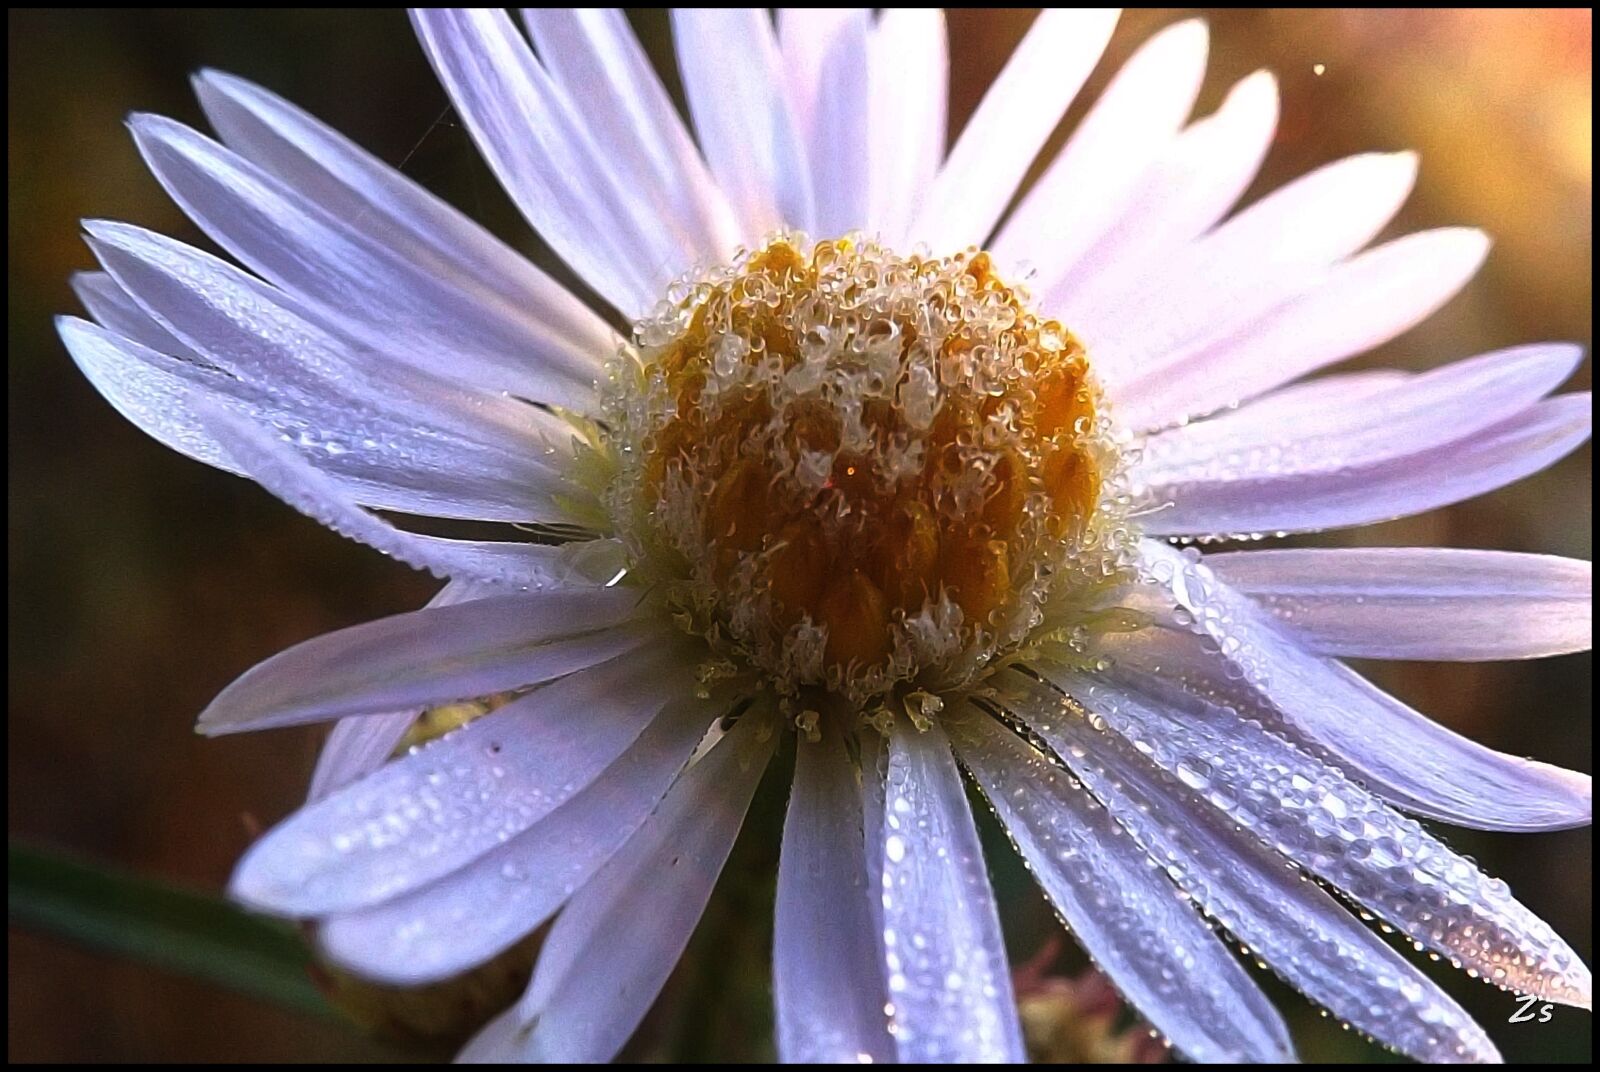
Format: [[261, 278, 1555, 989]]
[[880, 719, 1025, 1063], [307, 578, 498, 802], [1116, 228, 1492, 431], [411, 9, 693, 318], [58, 315, 244, 477], [70, 270, 200, 361], [1000, 669, 1499, 1063], [197, 588, 649, 735], [198, 401, 597, 588], [995, 19, 1208, 289], [774, 724, 894, 1064], [318, 681, 727, 983], [58, 313, 572, 524], [909, 9, 1120, 252], [947, 706, 1296, 1064], [463, 706, 777, 1063], [1037, 658, 1593, 1010], [82, 218, 587, 469], [127, 113, 606, 411], [673, 8, 815, 239], [777, 8, 862, 141], [1080, 151, 1418, 383], [521, 9, 741, 264], [1133, 540, 1594, 833], [231, 643, 695, 916], [1209, 547, 1594, 661], [1143, 393, 1592, 537], [191, 67, 615, 378], [1051, 69, 1278, 316], [792, 10, 873, 238], [866, 8, 947, 245], [1140, 343, 1580, 485]]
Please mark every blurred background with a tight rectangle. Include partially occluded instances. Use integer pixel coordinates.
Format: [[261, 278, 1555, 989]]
[[8, 7, 1591, 1063]]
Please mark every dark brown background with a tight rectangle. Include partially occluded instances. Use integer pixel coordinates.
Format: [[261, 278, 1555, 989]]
[[9, 8, 1592, 1062]]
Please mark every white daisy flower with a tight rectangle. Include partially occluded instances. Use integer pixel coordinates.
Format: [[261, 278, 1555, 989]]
[[59, 7, 1592, 1064]]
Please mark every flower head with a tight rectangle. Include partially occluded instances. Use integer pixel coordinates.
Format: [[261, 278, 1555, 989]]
[[61, 7, 1591, 1065]]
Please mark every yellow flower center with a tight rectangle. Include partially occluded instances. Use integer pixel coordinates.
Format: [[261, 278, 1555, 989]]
[[602, 237, 1130, 705]]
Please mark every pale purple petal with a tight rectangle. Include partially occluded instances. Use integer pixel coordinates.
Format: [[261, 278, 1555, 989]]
[[1080, 151, 1417, 382], [520, 9, 741, 264], [774, 724, 894, 1064], [190, 67, 615, 377], [1035, 660, 1593, 1010], [780, 10, 870, 238], [199, 402, 597, 588], [307, 578, 499, 802], [463, 707, 777, 1063], [946, 707, 1295, 1063], [196, 588, 650, 735], [58, 316, 246, 477], [1139, 343, 1581, 489], [865, 8, 947, 245], [1209, 547, 1593, 661], [412, 9, 695, 317], [127, 113, 605, 412], [673, 8, 815, 238], [318, 679, 729, 983], [81, 217, 586, 451], [1132, 541, 1593, 832], [58, 314, 576, 524], [1115, 228, 1492, 430], [230, 643, 696, 917], [909, 8, 1120, 252], [997, 668, 1500, 1063], [995, 19, 1208, 290], [776, 8, 862, 140], [70, 270, 200, 361], [1142, 394, 1593, 537], [880, 719, 1025, 1063], [1050, 69, 1278, 317]]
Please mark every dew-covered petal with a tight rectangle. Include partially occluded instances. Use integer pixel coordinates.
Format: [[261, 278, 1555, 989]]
[[1080, 151, 1417, 384], [865, 8, 947, 246], [307, 579, 498, 802], [199, 402, 597, 588], [1115, 228, 1492, 431], [774, 723, 894, 1064], [1138, 343, 1581, 490], [82, 220, 589, 515], [71, 270, 201, 361], [995, 669, 1500, 1063], [190, 67, 615, 382], [520, 8, 741, 264], [909, 8, 1120, 253], [1208, 547, 1594, 661], [230, 643, 694, 917], [460, 707, 777, 1063], [673, 8, 815, 239], [197, 586, 650, 735], [787, 9, 872, 239], [1143, 394, 1593, 538], [995, 19, 1208, 290], [1132, 541, 1594, 833], [127, 113, 606, 412], [318, 680, 729, 983], [412, 8, 695, 319], [1050, 69, 1278, 318], [58, 313, 582, 524], [1033, 658, 1593, 1011], [879, 719, 1025, 1063], [946, 707, 1295, 1064]]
